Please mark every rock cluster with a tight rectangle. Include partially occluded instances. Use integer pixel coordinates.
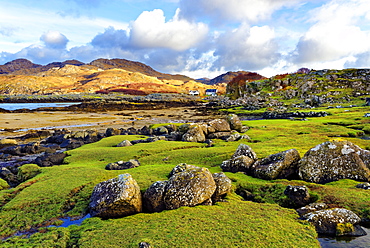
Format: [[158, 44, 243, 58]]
[[221, 140, 370, 184], [89, 164, 232, 219]]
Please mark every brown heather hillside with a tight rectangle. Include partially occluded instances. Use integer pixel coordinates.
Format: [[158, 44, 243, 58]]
[[0, 59, 225, 95]]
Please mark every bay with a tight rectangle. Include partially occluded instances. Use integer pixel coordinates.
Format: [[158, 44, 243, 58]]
[[0, 102, 81, 111]]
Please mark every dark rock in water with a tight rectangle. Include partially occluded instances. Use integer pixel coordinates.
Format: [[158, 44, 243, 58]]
[[296, 202, 328, 217], [89, 174, 142, 218], [302, 208, 366, 236], [253, 149, 300, 180], [298, 140, 370, 183], [284, 185, 311, 208], [105, 159, 140, 170], [34, 152, 67, 167], [221, 144, 257, 173], [212, 172, 232, 202], [142, 180, 168, 212], [356, 182, 370, 189]]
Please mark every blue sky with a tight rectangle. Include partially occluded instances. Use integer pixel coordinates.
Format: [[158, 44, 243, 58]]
[[1, 0, 370, 78]]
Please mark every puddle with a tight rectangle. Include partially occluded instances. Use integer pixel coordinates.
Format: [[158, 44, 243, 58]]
[[48, 214, 91, 228], [318, 227, 370, 248]]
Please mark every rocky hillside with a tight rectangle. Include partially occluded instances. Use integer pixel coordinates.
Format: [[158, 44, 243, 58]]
[[225, 68, 370, 106], [0, 59, 225, 95]]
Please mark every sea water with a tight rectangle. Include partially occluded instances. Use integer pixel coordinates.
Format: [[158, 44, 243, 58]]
[[0, 102, 81, 111]]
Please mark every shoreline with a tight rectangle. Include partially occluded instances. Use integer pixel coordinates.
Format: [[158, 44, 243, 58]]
[[0, 106, 219, 140]]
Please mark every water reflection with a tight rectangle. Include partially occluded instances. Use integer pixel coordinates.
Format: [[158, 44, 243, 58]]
[[318, 227, 370, 248]]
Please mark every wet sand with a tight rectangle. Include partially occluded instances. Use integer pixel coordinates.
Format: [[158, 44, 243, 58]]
[[0, 107, 215, 139]]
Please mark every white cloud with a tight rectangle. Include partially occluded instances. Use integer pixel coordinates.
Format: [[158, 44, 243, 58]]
[[40, 31, 69, 49], [179, 0, 302, 23], [212, 24, 280, 71], [293, 0, 370, 64], [130, 9, 208, 51]]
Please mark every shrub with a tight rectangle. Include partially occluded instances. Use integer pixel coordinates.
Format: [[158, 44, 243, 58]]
[[17, 164, 41, 182]]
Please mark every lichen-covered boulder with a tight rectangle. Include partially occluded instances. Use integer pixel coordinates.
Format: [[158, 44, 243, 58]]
[[116, 140, 133, 147], [89, 174, 142, 218], [298, 140, 370, 183], [221, 144, 258, 173], [182, 124, 206, 142], [284, 185, 311, 208], [226, 114, 243, 132], [105, 159, 140, 170], [212, 172, 232, 202], [302, 208, 366, 236], [163, 166, 216, 210], [142, 181, 168, 212], [208, 119, 231, 132], [253, 149, 300, 180]]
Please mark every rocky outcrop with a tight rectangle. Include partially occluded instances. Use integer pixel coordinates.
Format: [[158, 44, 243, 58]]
[[221, 144, 258, 173], [143, 164, 231, 213], [89, 174, 142, 218], [105, 159, 140, 170], [298, 140, 370, 183], [253, 149, 300, 180], [301, 208, 366, 236]]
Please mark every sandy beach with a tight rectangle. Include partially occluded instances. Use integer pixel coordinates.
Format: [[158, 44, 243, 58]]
[[0, 107, 215, 139]]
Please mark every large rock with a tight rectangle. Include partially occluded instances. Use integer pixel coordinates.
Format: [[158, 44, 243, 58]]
[[221, 144, 258, 173], [142, 181, 168, 212], [182, 125, 206, 142], [89, 174, 142, 218], [164, 166, 216, 210], [253, 149, 300, 180], [34, 152, 67, 167], [226, 114, 243, 132], [208, 119, 231, 132], [298, 140, 370, 183], [212, 172, 232, 202], [302, 208, 366, 236]]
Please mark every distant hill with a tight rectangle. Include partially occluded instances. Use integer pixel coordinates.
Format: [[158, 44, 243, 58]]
[[0, 58, 225, 96], [204, 71, 266, 85]]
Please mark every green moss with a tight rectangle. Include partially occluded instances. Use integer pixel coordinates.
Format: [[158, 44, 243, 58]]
[[17, 164, 41, 182], [0, 178, 9, 191], [336, 223, 355, 236]]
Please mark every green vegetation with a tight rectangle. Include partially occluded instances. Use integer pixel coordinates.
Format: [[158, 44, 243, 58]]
[[1, 105, 370, 247], [17, 164, 41, 183]]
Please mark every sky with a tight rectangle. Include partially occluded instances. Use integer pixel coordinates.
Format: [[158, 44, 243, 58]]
[[1, 0, 370, 79]]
